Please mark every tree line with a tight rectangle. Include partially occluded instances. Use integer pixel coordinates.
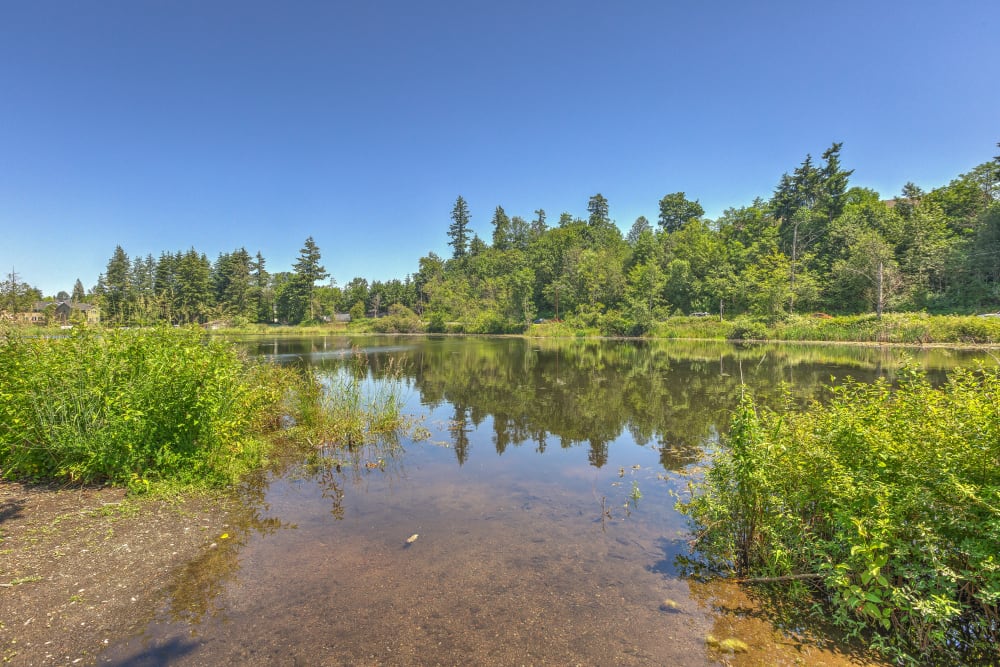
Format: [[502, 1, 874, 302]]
[[87, 237, 421, 326], [8, 142, 999, 330], [424, 142, 1000, 334]]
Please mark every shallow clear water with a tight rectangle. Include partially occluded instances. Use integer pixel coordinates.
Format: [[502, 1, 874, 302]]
[[100, 336, 993, 666]]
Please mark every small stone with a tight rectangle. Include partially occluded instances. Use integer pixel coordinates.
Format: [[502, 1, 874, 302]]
[[405, 534, 419, 544]]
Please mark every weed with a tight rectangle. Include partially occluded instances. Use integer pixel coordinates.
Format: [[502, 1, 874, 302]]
[[678, 366, 1000, 663]]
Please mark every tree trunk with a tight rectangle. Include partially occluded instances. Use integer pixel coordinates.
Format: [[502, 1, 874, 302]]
[[876, 260, 884, 319]]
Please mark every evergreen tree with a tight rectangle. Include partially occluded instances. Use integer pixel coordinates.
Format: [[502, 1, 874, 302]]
[[154, 252, 179, 322], [531, 209, 547, 236], [214, 247, 254, 320], [174, 249, 213, 323], [290, 237, 328, 322], [448, 196, 471, 259], [587, 194, 609, 227], [491, 205, 511, 250], [71, 279, 86, 302], [250, 251, 271, 323], [1, 269, 39, 314], [99, 245, 131, 324]]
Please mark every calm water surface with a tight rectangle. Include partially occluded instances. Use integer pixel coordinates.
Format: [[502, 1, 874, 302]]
[[101, 336, 993, 666]]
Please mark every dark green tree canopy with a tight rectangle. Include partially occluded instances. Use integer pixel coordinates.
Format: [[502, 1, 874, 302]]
[[658, 192, 704, 233]]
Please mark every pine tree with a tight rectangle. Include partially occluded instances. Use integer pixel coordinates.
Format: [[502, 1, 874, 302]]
[[100, 245, 131, 324], [448, 196, 471, 259], [491, 205, 511, 251], [290, 237, 328, 322]]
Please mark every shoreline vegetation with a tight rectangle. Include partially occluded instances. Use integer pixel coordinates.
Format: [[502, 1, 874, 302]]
[[231, 310, 1000, 347], [0, 325, 408, 493], [17, 310, 1000, 347], [677, 366, 1000, 664]]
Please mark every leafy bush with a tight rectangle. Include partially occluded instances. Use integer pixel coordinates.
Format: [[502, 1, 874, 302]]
[[464, 310, 526, 334], [678, 366, 1000, 663], [599, 309, 631, 337], [426, 311, 447, 333], [727, 318, 768, 341], [370, 304, 425, 333], [349, 300, 366, 322], [0, 326, 293, 490]]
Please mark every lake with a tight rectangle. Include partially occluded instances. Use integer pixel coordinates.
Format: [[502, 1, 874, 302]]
[[100, 336, 994, 666]]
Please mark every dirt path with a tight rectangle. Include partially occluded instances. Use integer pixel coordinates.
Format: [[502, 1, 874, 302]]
[[0, 482, 234, 666]]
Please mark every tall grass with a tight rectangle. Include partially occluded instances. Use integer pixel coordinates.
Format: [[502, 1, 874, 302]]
[[0, 326, 294, 490], [769, 313, 1000, 344], [678, 365, 1000, 663], [286, 349, 407, 447]]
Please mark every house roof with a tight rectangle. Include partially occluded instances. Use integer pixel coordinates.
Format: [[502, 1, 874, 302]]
[[32, 300, 95, 312]]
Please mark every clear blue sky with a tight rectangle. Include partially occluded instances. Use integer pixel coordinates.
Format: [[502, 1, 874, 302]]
[[2, 0, 998, 296]]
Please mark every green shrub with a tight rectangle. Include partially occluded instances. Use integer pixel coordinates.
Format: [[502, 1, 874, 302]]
[[727, 318, 768, 341], [678, 366, 1000, 663], [349, 300, 366, 322], [426, 311, 447, 333], [370, 304, 425, 333], [0, 326, 292, 490], [599, 309, 630, 337]]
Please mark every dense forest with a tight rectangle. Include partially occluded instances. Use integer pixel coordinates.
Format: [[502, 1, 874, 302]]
[[7, 143, 999, 332]]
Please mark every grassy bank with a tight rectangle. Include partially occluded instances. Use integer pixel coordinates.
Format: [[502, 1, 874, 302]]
[[17, 310, 1000, 346], [651, 312, 1000, 345], [677, 366, 1000, 664], [0, 326, 407, 492]]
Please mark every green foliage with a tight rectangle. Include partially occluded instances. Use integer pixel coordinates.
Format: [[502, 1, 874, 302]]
[[349, 300, 366, 322], [658, 191, 704, 233], [0, 326, 293, 489], [727, 318, 768, 341], [370, 304, 425, 333], [678, 367, 1000, 663], [426, 311, 447, 333]]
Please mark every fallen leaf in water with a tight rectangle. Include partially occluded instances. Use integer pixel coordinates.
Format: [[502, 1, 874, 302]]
[[219, 533, 229, 540], [406, 534, 419, 544]]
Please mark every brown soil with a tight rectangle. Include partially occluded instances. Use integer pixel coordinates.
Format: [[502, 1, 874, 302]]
[[0, 481, 234, 666]]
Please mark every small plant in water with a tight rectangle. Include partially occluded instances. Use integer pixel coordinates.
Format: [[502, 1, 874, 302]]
[[629, 481, 642, 503]]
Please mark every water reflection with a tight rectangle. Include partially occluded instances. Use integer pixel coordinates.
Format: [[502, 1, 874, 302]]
[[234, 335, 989, 472]]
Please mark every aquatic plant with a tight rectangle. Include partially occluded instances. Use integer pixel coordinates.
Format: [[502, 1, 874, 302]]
[[287, 349, 406, 447], [678, 365, 1000, 664]]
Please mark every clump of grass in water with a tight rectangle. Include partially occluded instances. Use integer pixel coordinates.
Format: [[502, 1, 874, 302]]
[[288, 349, 408, 448]]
